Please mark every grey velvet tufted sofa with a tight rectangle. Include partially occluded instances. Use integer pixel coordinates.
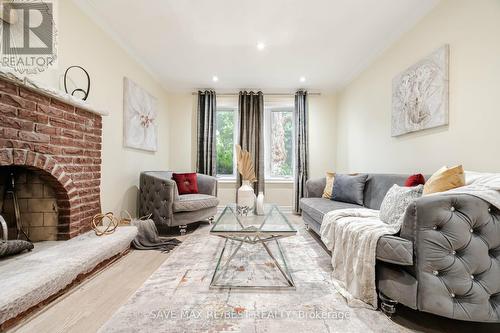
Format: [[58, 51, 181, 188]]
[[300, 174, 500, 322], [139, 171, 219, 234]]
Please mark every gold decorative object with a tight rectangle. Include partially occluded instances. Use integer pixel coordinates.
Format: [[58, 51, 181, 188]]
[[91, 212, 119, 236], [235, 144, 257, 182], [91, 211, 153, 236]]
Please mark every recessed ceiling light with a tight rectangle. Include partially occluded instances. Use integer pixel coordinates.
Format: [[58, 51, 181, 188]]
[[300, 76, 306, 83], [256, 42, 266, 51], [212, 75, 219, 82]]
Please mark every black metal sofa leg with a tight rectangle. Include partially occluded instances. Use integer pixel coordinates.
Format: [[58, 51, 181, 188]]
[[379, 292, 398, 317]]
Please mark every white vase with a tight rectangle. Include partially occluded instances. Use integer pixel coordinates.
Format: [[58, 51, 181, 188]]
[[237, 180, 256, 215], [256, 192, 265, 215]]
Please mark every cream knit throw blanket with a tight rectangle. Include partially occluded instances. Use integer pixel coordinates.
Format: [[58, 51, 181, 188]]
[[320, 208, 400, 309]]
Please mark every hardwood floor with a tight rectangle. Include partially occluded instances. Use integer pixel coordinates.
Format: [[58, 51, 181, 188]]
[[9, 249, 173, 333]]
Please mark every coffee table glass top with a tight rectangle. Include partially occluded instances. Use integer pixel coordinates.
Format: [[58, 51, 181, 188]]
[[210, 204, 296, 235]]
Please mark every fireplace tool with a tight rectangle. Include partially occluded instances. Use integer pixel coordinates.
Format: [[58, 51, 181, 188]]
[[1, 172, 31, 242]]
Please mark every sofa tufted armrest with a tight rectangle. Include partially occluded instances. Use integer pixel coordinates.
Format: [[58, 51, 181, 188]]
[[400, 193, 500, 322], [305, 177, 326, 198], [196, 173, 218, 196]]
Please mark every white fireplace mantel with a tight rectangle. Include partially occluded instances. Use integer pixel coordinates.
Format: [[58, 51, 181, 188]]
[[0, 69, 108, 117]]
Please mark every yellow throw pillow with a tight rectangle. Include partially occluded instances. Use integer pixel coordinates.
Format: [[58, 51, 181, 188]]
[[423, 165, 465, 195], [322, 172, 336, 199]]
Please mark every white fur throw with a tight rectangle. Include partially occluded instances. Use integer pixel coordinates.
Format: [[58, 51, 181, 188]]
[[433, 173, 500, 209]]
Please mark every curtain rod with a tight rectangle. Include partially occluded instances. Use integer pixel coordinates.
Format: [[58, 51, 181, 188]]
[[192, 92, 321, 96]]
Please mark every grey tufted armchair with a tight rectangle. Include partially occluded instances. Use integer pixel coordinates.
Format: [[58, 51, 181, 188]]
[[139, 171, 219, 234], [378, 193, 500, 322]]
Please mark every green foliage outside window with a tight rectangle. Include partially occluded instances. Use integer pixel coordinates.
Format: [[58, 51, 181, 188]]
[[215, 107, 294, 178], [216, 110, 234, 175], [270, 111, 293, 177]]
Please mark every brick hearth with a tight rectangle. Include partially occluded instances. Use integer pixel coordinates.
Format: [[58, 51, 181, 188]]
[[0, 77, 102, 239]]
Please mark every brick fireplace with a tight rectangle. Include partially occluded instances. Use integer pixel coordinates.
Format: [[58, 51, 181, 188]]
[[0, 76, 103, 240]]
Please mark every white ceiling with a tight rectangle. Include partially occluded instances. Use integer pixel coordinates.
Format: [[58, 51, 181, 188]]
[[73, 0, 438, 92]]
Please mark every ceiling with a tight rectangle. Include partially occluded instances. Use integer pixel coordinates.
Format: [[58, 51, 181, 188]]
[[73, 0, 438, 92]]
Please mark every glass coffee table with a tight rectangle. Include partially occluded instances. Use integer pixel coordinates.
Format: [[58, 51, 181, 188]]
[[209, 204, 297, 289]]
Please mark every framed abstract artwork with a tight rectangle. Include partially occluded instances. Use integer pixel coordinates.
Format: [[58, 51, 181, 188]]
[[123, 77, 158, 151], [391, 45, 449, 136]]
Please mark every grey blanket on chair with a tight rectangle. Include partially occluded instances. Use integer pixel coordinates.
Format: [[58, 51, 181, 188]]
[[131, 219, 181, 252]]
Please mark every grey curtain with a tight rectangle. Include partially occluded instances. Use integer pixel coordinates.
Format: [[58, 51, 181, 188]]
[[293, 91, 309, 214], [196, 90, 216, 176], [237, 91, 264, 194]]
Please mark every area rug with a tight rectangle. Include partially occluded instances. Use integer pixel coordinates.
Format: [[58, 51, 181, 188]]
[[98, 220, 411, 333]]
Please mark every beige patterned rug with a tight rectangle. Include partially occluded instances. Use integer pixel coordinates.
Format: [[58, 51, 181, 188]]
[[98, 220, 412, 333]]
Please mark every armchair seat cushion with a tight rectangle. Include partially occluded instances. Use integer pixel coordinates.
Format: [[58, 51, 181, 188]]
[[173, 194, 219, 213]]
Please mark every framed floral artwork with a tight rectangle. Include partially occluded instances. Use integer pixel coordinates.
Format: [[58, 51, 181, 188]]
[[123, 77, 158, 151]]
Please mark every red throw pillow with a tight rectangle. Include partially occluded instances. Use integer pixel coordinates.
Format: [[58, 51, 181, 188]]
[[172, 173, 199, 194], [405, 174, 426, 187]]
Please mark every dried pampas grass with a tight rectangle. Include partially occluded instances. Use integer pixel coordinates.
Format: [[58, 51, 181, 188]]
[[235, 144, 257, 182]]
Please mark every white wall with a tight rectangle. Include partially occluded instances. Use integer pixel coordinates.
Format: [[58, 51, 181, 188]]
[[336, 0, 500, 174], [167, 93, 197, 172], [27, 1, 171, 215], [308, 94, 337, 178], [167, 93, 337, 208]]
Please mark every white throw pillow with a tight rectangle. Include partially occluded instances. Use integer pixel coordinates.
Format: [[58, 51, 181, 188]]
[[379, 184, 424, 226]]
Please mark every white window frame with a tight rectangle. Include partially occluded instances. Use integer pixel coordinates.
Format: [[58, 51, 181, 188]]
[[215, 106, 238, 180], [264, 105, 295, 182]]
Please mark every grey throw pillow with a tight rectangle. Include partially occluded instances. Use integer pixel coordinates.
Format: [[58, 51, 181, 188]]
[[331, 174, 368, 205], [379, 184, 424, 226]]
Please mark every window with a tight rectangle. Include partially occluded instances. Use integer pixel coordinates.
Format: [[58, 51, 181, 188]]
[[215, 101, 295, 181], [265, 106, 294, 180], [215, 107, 237, 178]]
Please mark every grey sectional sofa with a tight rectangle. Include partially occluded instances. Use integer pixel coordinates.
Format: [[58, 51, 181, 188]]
[[300, 174, 500, 322]]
